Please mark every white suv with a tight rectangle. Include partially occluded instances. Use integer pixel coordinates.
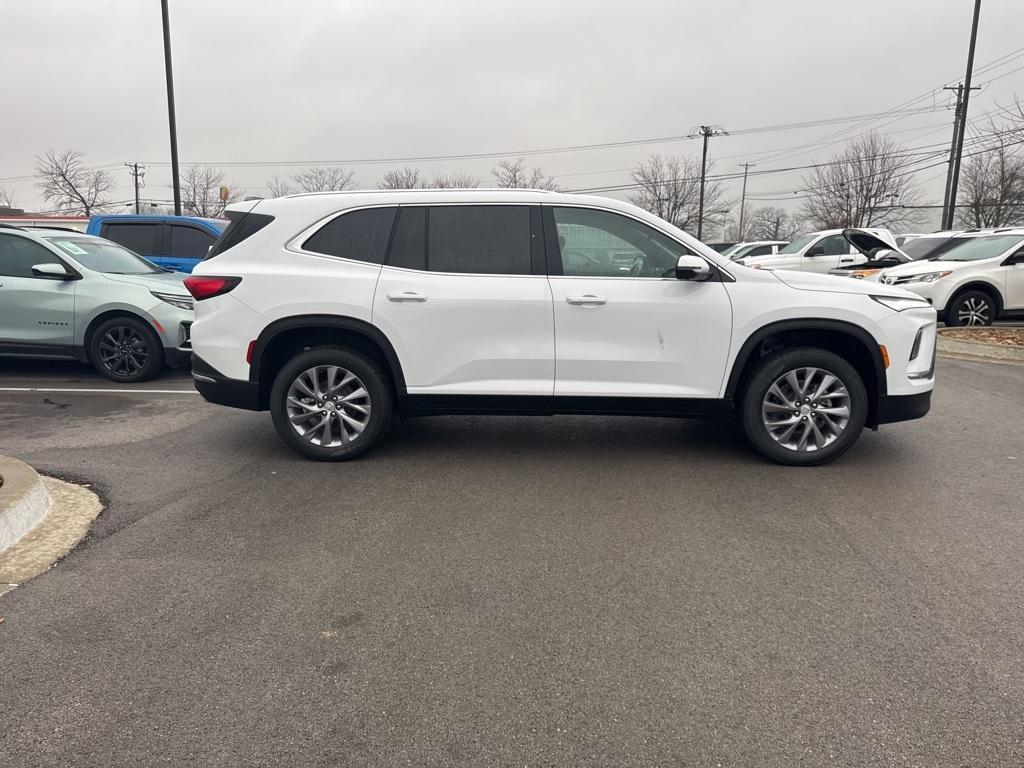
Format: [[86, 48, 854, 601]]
[[186, 190, 936, 465], [878, 229, 1024, 326]]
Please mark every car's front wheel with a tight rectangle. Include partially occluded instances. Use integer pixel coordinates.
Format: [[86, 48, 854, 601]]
[[89, 316, 164, 382], [740, 347, 868, 466], [269, 347, 393, 461], [945, 289, 996, 326]]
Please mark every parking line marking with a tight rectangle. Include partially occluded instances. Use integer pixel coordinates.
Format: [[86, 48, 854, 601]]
[[0, 387, 198, 394]]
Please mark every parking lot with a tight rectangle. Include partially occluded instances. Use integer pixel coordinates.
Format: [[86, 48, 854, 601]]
[[0, 354, 1021, 766]]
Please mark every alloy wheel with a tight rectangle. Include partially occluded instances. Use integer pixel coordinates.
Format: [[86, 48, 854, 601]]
[[956, 297, 991, 326], [285, 365, 372, 447], [98, 326, 150, 377], [761, 367, 851, 452]]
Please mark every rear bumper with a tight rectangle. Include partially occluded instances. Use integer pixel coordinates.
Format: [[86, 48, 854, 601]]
[[875, 390, 932, 425], [192, 355, 261, 411]]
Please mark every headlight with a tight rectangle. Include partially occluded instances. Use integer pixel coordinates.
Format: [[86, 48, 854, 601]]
[[871, 295, 931, 312], [151, 291, 194, 311], [903, 270, 952, 284]]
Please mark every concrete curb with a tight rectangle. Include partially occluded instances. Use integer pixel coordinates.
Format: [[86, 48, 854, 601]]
[[937, 332, 1024, 365], [0, 457, 51, 552]]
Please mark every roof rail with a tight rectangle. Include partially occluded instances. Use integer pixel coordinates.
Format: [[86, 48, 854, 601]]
[[25, 225, 84, 233], [0, 222, 26, 231]]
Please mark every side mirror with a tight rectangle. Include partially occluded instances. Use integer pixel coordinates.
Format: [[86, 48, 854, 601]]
[[32, 263, 74, 279], [674, 254, 712, 281], [805, 245, 826, 257]]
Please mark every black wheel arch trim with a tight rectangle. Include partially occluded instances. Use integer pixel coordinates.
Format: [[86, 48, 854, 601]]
[[724, 318, 888, 401], [248, 314, 408, 393], [945, 282, 1004, 316]]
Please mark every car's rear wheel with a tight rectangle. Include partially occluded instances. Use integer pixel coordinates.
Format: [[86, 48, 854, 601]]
[[89, 316, 164, 383], [944, 289, 995, 327], [270, 347, 393, 461], [740, 347, 868, 466]]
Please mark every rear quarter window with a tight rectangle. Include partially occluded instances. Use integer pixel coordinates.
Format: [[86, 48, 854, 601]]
[[302, 207, 397, 264]]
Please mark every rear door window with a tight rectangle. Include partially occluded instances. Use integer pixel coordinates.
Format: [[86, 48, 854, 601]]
[[101, 223, 158, 255], [303, 207, 397, 264], [168, 225, 216, 259], [427, 206, 531, 275]]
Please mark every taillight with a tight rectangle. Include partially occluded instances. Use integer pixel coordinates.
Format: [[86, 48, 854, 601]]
[[183, 275, 241, 301]]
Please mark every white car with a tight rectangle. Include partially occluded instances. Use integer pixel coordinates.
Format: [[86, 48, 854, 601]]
[[720, 240, 789, 260], [742, 227, 900, 273], [878, 229, 1024, 326], [186, 190, 936, 466]]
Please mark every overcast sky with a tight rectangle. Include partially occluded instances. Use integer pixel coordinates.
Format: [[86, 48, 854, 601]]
[[2, 0, 1022, 231]]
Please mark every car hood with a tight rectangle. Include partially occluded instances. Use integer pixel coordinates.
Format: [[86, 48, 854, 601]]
[[842, 228, 907, 260], [771, 268, 912, 298], [100, 271, 189, 293]]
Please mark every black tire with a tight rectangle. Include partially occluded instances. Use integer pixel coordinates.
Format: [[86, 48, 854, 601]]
[[739, 347, 868, 466], [944, 289, 996, 327], [270, 346, 393, 461], [89, 316, 164, 383]]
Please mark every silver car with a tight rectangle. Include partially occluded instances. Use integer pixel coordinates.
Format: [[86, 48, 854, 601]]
[[0, 224, 193, 382]]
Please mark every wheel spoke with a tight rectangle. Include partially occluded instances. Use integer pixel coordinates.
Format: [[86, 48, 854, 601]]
[[286, 366, 371, 448], [762, 366, 851, 452], [341, 387, 367, 403]]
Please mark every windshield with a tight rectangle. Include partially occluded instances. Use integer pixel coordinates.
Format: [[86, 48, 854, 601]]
[[45, 237, 163, 274], [777, 233, 817, 254], [934, 234, 1024, 262], [900, 236, 955, 260]]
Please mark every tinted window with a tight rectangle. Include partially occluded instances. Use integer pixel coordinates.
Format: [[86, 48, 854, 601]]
[[746, 244, 772, 256], [207, 211, 273, 259], [387, 207, 426, 270], [303, 207, 397, 264], [0, 234, 60, 278], [900, 236, 959, 260], [552, 206, 688, 278], [428, 206, 531, 275], [817, 234, 850, 256], [168, 225, 215, 258], [102, 223, 157, 254]]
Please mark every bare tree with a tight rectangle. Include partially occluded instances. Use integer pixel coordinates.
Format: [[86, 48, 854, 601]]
[[292, 166, 356, 193], [800, 133, 923, 229], [629, 154, 723, 232], [181, 164, 242, 217], [955, 124, 1024, 228], [377, 167, 423, 190], [492, 158, 560, 190], [34, 150, 114, 215], [427, 170, 480, 189], [744, 206, 803, 240], [0, 186, 15, 209], [267, 176, 293, 198]]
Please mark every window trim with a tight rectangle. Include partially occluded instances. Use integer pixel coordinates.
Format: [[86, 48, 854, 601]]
[[541, 203, 731, 282]]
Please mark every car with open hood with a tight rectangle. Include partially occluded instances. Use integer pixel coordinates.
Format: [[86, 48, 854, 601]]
[[829, 230, 981, 281], [0, 224, 194, 381], [739, 227, 899, 273], [877, 229, 1024, 326]]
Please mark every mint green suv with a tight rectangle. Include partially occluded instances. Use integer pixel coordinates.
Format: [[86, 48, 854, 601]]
[[0, 225, 194, 382]]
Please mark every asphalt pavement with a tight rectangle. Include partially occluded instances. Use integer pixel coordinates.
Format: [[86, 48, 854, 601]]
[[1, 356, 1022, 766]]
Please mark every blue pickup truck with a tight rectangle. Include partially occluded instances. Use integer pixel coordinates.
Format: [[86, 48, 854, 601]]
[[88, 214, 226, 272]]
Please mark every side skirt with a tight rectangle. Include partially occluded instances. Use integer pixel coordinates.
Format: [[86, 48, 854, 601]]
[[399, 394, 733, 420]]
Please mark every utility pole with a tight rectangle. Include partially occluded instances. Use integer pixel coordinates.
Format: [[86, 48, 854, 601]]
[[161, 0, 182, 215], [940, 83, 964, 227], [738, 162, 755, 239], [125, 163, 146, 214], [944, 0, 982, 230], [689, 125, 728, 240]]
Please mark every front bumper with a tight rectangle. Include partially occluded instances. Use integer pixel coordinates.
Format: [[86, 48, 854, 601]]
[[876, 390, 932, 424], [192, 355, 261, 411]]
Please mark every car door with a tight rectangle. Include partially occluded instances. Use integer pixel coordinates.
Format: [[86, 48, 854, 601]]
[[99, 221, 162, 266], [802, 233, 853, 273], [544, 205, 732, 399], [1002, 243, 1024, 310], [164, 222, 218, 273], [371, 204, 554, 396], [0, 233, 77, 353]]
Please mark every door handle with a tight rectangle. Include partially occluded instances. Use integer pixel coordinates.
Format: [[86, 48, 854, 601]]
[[840, 258, 854, 264], [566, 295, 607, 306], [387, 291, 428, 303]]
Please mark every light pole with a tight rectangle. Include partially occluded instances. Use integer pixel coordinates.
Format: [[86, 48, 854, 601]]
[[161, 0, 182, 215]]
